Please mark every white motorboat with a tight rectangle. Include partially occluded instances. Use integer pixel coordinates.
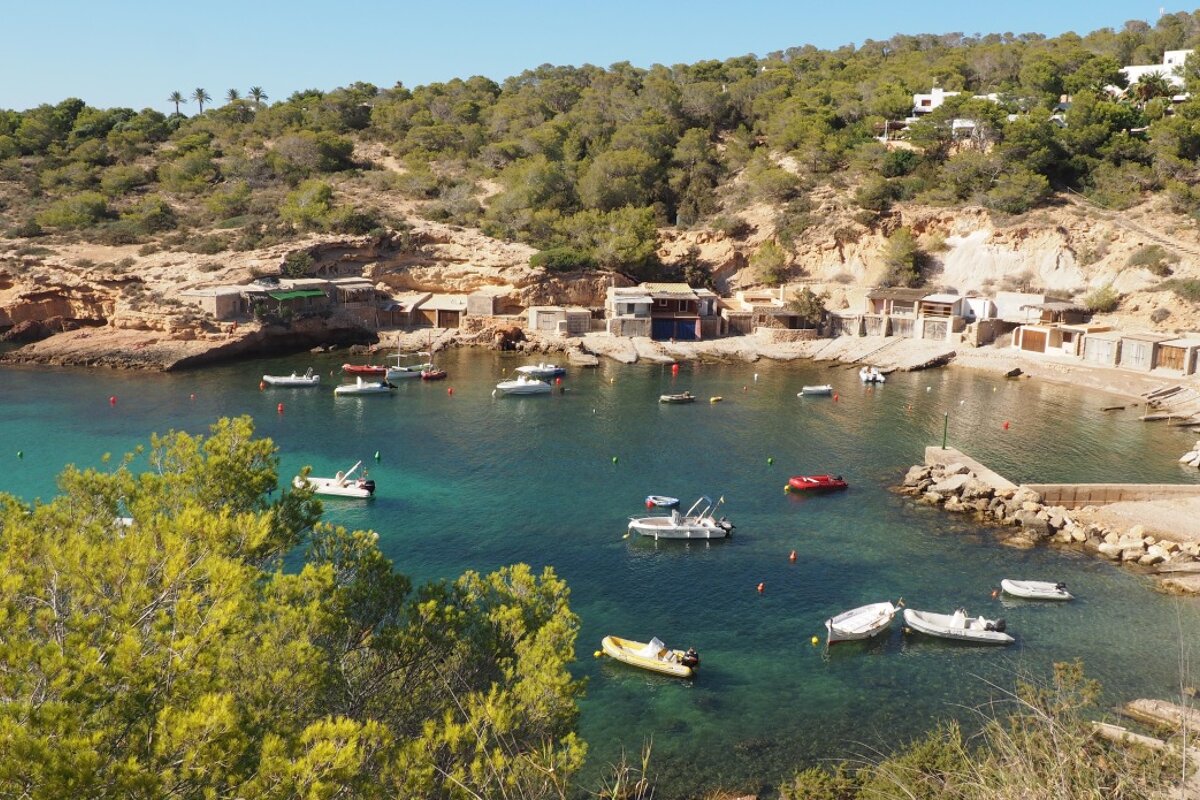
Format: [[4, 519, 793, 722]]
[[387, 351, 433, 380], [859, 367, 886, 384], [903, 608, 1013, 645], [334, 376, 396, 396], [262, 368, 320, 387], [1000, 579, 1073, 601], [515, 362, 566, 379], [798, 385, 834, 396], [628, 496, 734, 540], [494, 375, 552, 396], [825, 601, 898, 644], [293, 461, 376, 498]]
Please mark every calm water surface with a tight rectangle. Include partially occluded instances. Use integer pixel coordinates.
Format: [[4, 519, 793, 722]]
[[3, 351, 1199, 796]]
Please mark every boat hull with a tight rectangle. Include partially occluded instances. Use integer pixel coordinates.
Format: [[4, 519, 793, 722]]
[[787, 474, 848, 492], [262, 374, 320, 387], [293, 475, 375, 498], [601, 636, 694, 678], [645, 495, 680, 508], [628, 517, 732, 539], [825, 601, 897, 643], [659, 394, 695, 404], [516, 364, 566, 378], [495, 378, 552, 395], [1000, 579, 1073, 601], [799, 385, 833, 396], [903, 609, 1014, 644], [342, 364, 387, 377]]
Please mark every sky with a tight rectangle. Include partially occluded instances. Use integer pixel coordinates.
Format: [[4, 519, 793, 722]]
[[0, 1, 1184, 112]]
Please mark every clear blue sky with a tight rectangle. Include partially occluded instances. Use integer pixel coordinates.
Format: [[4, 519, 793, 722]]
[[0, 1, 1179, 112]]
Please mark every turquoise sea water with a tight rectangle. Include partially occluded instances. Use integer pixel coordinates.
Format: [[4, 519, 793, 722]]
[[3, 351, 1200, 796]]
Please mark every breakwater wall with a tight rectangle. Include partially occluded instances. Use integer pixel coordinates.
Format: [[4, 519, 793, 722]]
[[1024, 483, 1200, 509]]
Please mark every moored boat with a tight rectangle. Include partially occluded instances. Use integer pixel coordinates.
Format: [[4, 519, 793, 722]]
[[659, 391, 696, 404], [826, 601, 898, 643], [644, 495, 680, 509], [342, 363, 387, 377], [798, 385, 834, 396], [787, 474, 848, 492], [628, 495, 733, 540], [421, 367, 448, 381], [600, 635, 700, 678], [859, 366, 886, 383], [262, 368, 320, 387], [903, 608, 1013, 645], [516, 362, 566, 378], [494, 375, 552, 396], [293, 461, 376, 498], [334, 377, 396, 395], [1000, 579, 1073, 601], [386, 351, 433, 380]]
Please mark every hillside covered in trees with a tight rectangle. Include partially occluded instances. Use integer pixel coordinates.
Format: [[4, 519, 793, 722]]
[[3, 11, 1200, 292]]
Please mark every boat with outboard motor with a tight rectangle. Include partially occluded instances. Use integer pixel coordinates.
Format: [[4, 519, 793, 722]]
[[787, 474, 848, 492], [262, 368, 320, 387], [859, 366, 886, 383], [516, 362, 566, 379], [825, 601, 898, 643], [1000, 579, 1073, 601], [903, 608, 1013, 645], [628, 495, 734, 540], [599, 635, 700, 678], [293, 461, 376, 498], [494, 375, 552, 396], [798, 385, 834, 396], [334, 377, 396, 395]]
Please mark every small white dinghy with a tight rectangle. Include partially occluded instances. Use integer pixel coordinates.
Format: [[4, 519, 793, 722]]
[[1000, 579, 1073, 601], [903, 608, 1013, 645], [859, 367, 886, 384], [494, 375, 552, 396], [825, 601, 898, 644], [798, 385, 834, 396], [387, 351, 433, 380], [628, 496, 734, 540], [262, 368, 320, 387], [293, 461, 376, 498], [334, 377, 396, 395]]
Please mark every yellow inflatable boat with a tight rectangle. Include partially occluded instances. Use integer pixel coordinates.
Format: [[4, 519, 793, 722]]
[[600, 635, 699, 678]]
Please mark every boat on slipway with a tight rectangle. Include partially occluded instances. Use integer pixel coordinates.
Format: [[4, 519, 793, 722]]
[[494, 375, 552, 396], [1000, 579, 1073, 601], [825, 601, 898, 644], [628, 495, 734, 540], [334, 377, 396, 396], [903, 608, 1014, 645], [293, 461, 376, 498], [600, 635, 700, 678], [516, 362, 567, 379], [262, 368, 320, 387]]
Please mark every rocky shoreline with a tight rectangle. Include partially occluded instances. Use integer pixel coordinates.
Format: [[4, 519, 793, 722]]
[[899, 457, 1200, 595]]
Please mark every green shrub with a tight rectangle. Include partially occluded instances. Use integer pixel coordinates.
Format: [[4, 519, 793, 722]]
[[204, 180, 252, 219], [181, 234, 230, 254], [752, 239, 788, 285], [122, 194, 176, 233], [279, 179, 335, 230], [712, 215, 751, 239], [36, 192, 110, 229], [530, 247, 596, 272], [282, 251, 314, 277], [329, 206, 381, 235], [1126, 244, 1179, 276], [1158, 278, 1200, 302], [1082, 284, 1121, 312], [882, 226, 924, 287], [5, 218, 43, 238], [99, 164, 151, 196]]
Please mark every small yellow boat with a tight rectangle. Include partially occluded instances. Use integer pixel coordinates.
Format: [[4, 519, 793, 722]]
[[600, 635, 698, 678]]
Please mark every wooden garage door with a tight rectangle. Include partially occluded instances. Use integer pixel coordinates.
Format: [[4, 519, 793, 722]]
[[1020, 329, 1046, 352]]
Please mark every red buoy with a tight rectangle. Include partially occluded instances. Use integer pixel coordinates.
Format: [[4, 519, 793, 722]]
[[757, 582, 765, 594], [833, 393, 839, 402], [259, 381, 266, 391], [277, 402, 284, 414], [447, 387, 454, 395], [108, 395, 116, 406], [789, 550, 797, 562], [555, 377, 562, 385], [1002, 420, 1010, 431], [671, 363, 679, 375]]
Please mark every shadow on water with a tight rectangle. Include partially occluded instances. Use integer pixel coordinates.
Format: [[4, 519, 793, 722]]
[[2, 352, 1200, 797]]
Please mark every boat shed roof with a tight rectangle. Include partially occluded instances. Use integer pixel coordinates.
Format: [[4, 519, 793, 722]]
[[920, 293, 963, 304], [180, 285, 246, 297], [1085, 330, 1125, 342], [640, 282, 698, 298], [267, 289, 327, 301], [1020, 301, 1086, 312], [1161, 336, 1200, 349], [1120, 331, 1175, 343], [418, 294, 469, 311]]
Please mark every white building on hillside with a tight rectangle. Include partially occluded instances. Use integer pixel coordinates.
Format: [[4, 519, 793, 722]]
[[1120, 49, 1193, 93]]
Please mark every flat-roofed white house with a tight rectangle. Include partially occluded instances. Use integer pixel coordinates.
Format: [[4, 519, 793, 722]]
[[1120, 49, 1193, 93], [179, 286, 248, 320]]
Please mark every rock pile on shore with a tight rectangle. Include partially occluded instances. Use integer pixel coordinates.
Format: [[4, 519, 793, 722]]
[[899, 461, 1200, 592], [1178, 439, 1200, 468]]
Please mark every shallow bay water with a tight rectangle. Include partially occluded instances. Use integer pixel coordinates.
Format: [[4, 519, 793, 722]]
[[2, 351, 1199, 796]]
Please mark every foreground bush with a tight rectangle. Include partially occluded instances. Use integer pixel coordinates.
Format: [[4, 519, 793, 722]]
[[0, 416, 585, 799]]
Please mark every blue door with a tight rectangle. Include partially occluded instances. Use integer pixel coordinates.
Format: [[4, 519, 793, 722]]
[[651, 318, 698, 340]]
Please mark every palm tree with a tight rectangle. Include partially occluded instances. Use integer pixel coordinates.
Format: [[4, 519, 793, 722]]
[[1132, 72, 1173, 106], [167, 90, 185, 115], [225, 88, 240, 104], [191, 87, 212, 113], [247, 86, 268, 109]]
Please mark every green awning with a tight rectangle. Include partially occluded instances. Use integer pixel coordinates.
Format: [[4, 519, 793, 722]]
[[267, 289, 326, 301]]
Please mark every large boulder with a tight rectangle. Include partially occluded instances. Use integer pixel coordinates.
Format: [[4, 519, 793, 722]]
[[1011, 487, 1043, 507], [931, 474, 971, 496], [960, 478, 994, 502], [1097, 542, 1123, 560], [1014, 509, 1052, 538], [904, 465, 932, 486]]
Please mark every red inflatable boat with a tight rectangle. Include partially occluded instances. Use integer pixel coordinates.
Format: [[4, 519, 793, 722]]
[[786, 474, 848, 492], [343, 363, 387, 377]]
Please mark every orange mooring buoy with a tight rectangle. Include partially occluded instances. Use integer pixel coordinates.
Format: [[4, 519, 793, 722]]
[[757, 582, 765, 594], [671, 363, 679, 375], [259, 381, 266, 391], [789, 550, 797, 562], [1002, 420, 1011, 430], [277, 402, 284, 414], [833, 393, 839, 402], [448, 387, 454, 395], [108, 395, 116, 406]]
